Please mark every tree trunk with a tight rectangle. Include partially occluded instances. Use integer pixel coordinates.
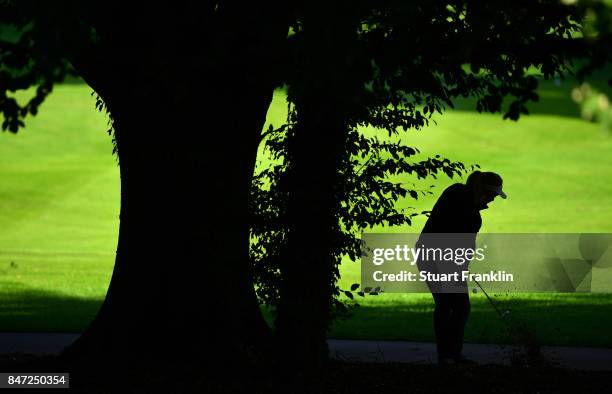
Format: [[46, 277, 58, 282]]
[[273, 5, 357, 391], [61, 4, 291, 379], [274, 105, 348, 391], [63, 81, 273, 368]]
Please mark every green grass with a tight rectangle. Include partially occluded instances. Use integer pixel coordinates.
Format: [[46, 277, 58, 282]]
[[1, 78, 612, 347], [0, 85, 118, 331]]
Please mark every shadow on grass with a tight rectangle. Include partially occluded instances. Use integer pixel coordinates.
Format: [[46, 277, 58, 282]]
[[61, 75, 88, 85], [444, 66, 612, 120], [329, 293, 612, 348], [0, 281, 103, 332], [4, 279, 612, 348], [450, 81, 582, 119]]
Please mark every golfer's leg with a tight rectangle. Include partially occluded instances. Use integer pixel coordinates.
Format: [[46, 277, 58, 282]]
[[432, 292, 453, 360], [449, 292, 471, 358]]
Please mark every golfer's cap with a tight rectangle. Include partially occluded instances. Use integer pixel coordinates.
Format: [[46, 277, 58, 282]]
[[485, 184, 507, 199], [481, 172, 507, 199]]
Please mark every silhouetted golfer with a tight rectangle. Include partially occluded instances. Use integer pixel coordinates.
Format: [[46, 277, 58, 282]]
[[416, 171, 506, 365]]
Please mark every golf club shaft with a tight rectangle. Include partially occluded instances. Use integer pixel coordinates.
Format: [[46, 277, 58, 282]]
[[473, 278, 505, 319]]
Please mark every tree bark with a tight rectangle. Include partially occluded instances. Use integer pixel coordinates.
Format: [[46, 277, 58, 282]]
[[60, 2, 290, 380], [274, 6, 355, 390], [274, 103, 348, 390], [63, 82, 272, 366], [275, 38, 346, 392]]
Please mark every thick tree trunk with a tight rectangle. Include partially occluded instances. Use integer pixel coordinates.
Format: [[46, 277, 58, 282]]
[[61, 4, 291, 380], [63, 81, 273, 368]]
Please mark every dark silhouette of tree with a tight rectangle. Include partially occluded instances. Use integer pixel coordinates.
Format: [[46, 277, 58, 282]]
[[0, 0, 291, 379]]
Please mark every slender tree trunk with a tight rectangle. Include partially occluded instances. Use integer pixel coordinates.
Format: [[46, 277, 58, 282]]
[[274, 7, 355, 390], [275, 104, 348, 390], [276, 30, 354, 392]]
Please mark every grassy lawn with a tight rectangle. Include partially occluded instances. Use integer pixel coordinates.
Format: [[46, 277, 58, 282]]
[[0, 85, 117, 331], [1, 77, 612, 347]]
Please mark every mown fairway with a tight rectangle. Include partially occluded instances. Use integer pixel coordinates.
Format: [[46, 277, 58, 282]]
[[1, 77, 612, 346]]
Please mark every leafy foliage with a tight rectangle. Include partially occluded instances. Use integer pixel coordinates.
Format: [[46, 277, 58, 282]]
[[0, 4, 76, 132], [572, 82, 612, 130], [250, 103, 473, 318]]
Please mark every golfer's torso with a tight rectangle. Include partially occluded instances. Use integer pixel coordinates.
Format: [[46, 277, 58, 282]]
[[420, 183, 482, 235], [416, 183, 481, 276]]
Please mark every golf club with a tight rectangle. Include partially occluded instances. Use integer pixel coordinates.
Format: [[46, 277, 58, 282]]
[[472, 277, 510, 322]]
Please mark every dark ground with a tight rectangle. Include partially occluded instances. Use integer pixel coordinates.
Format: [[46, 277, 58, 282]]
[[0, 353, 608, 393]]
